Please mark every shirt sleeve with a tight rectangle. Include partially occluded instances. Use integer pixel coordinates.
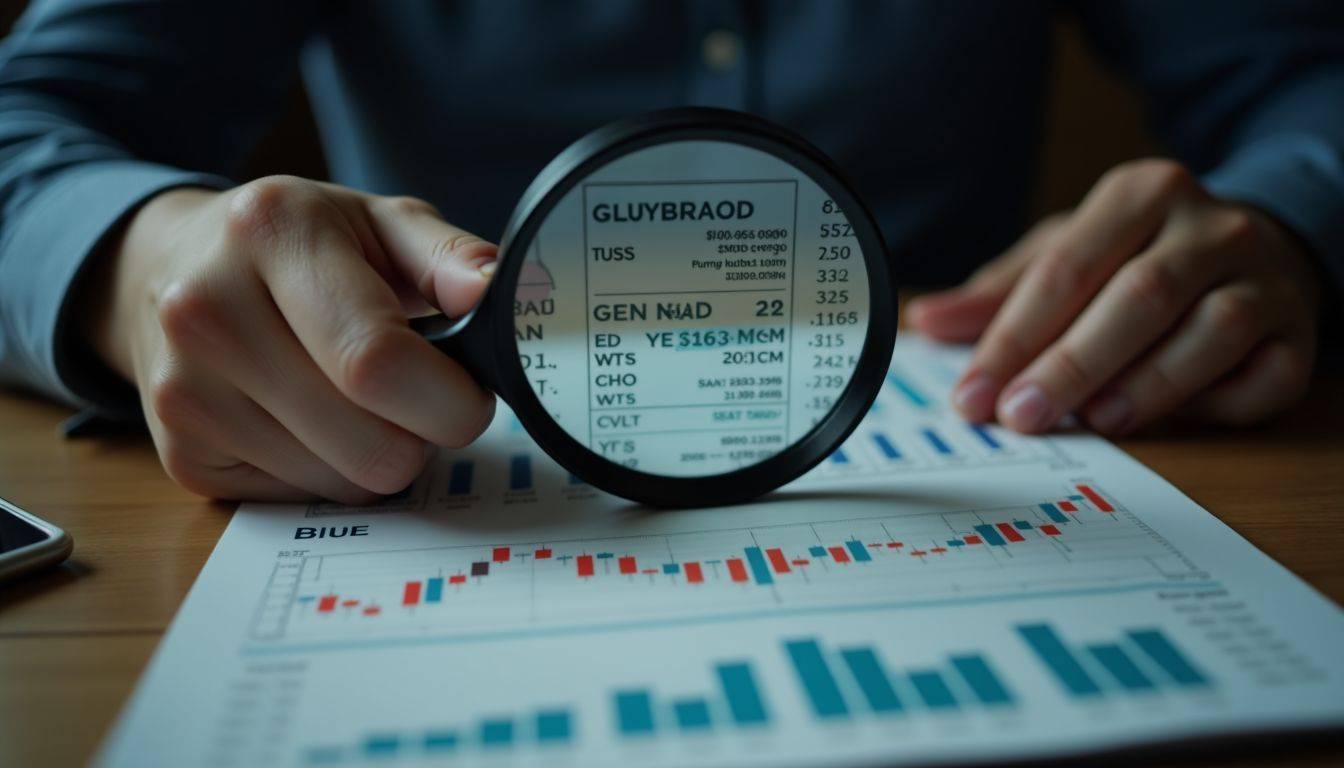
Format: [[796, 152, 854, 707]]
[[0, 0, 319, 412], [1074, 1, 1344, 296]]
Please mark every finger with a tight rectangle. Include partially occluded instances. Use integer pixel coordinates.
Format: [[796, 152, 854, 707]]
[[228, 399, 383, 505], [141, 385, 316, 502], [317, 191, 433, 316], [180, 461, 314, 502], [182, 376, 382, 504], [157, 261, 431, 495], [995, 210, 1249, 432], [906, 252, 1030, 343], [953, 160, 1197, 422], [1189, 338, 1314, 427], [236, 184, 495, 449], [907, 216, 1053, 342], [186, 462, 317, 502], [364, 195, 499, 316], [907, 288, 1009, 344], [1080, 283, 1271, 435]]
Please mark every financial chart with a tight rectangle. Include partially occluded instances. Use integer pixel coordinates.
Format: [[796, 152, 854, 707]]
[[98, 338, 1344, 768], [257, 479, 1195, 645]]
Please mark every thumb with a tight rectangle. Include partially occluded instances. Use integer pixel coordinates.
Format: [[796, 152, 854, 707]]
[[906, 283, 1011, 344], [906, 258, 1026, 343], [366, 196, 499, 317], [906, 214, 1065, 342]]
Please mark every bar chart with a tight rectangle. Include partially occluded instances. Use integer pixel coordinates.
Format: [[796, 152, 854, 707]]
[[289, 613, 1229, 765], [251, 481, 1204, 646], [610, 636, 1016, 741], [103, 336, 1344, 768], [303, 706, 574, 764], [782, 637, 1014, 718], [1018, 622, 1210, 698], [817, 414, 1078, 482], [614, 659, 770, 737], [803, 355, 1084, 482]]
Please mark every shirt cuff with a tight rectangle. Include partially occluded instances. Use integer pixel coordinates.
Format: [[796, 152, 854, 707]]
[[1202, 132, 1344, 295], [0, 160, 231, 414]]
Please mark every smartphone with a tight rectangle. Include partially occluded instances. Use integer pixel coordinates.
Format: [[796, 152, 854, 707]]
[[0, 495, 73, 582]]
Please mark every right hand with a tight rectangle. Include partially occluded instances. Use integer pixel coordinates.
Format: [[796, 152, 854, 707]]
[[82, 176, 499, 503]]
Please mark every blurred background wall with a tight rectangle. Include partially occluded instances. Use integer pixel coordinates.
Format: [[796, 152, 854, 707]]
[[0, 2, 1158, 230]]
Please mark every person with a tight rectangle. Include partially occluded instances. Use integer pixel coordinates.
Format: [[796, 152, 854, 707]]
[[0, 2, 1339, 503]]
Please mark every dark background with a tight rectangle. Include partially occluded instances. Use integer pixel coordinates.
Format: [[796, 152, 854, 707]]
[[0, 3, 1157, 235]]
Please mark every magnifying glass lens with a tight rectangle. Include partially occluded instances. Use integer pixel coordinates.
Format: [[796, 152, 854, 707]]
[[513, 139, 871, 478]]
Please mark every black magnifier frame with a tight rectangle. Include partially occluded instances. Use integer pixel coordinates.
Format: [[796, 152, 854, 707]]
[[414, 107, 897, 508]]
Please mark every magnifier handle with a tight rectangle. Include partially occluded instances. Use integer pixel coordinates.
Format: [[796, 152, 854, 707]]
[[409, 314, 503, 394]]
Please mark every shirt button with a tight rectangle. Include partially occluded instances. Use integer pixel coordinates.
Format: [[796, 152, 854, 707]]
[[701, 29, 742, 73]]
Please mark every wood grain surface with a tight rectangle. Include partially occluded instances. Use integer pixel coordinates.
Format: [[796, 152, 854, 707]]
[[1, 377, 1341, 767]]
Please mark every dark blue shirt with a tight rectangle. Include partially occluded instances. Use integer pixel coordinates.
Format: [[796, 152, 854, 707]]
[[2, 1, 1342, 410]]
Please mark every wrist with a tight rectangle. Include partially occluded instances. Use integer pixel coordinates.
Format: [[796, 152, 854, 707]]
[[78, 186, 220, 384]]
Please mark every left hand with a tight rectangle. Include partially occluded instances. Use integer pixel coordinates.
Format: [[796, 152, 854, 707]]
[[906, 158, 1320, 435]]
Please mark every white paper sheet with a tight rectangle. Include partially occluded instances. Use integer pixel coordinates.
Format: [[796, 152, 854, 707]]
[[97, 337, 1344, 767]]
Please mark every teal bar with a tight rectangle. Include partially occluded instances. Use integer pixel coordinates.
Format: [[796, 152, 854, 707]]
[[305, 747, 343, 764], [1039, 503, 1069, 524], [424, 576, 443, 603], [974, 524, 1006, 546], [1127, 629, 1210, 687], [872, 433, 902, 459], [716, 662, 769, 725], [909, 670, 958, 709], [662, 563, 680, 574], [448, 460, 473, 494], [1087, 644, 1156, 691], [844, 539, 873, 562], [535, 710, 572, 743], [363, 734, 400, 756], [508, 455, 532, 490], [615, 691, 656, 735], [1018, 624, 1103, 697], [480, 718, 513, 747], [969, 423, 1001, 450], [743, 546, 774, 585], [785, 640, 849, 718], [839, 648, 903, 712], [922, 428, 953, 455], [887, 372, 929, 408], [951, 655, 1014, 706], [422, 731, 458, 752], [672, 698, 713, 731]]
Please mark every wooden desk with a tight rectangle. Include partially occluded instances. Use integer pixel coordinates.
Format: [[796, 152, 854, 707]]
[[2, 377, 1342, 767]]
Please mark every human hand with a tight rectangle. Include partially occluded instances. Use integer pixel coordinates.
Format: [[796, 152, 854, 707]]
[[82, 176, 498, 502], [906, 159, 1320, 435]]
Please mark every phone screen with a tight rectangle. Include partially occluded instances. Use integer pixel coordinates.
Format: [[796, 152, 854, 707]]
[[0, 506, 50, 553]]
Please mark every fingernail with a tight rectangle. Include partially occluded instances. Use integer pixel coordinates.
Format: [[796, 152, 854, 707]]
[[478, 261, 497, 277], [999, 383, 1053, 432], [1087, 391, 1134, 434], [953, 373, 997, 420]]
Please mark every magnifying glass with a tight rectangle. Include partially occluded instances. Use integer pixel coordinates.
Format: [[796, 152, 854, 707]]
[[412, 107, 897, 507]]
